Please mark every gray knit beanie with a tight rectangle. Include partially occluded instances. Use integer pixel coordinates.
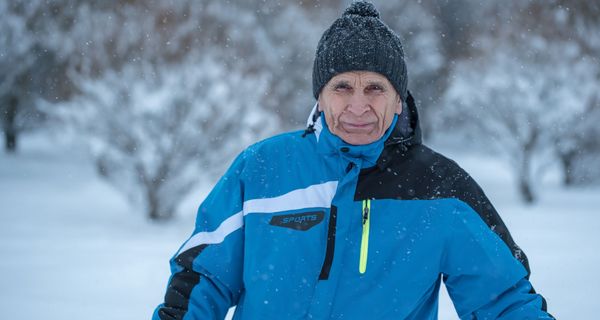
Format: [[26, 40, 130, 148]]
[[312, 1, 408, 101]]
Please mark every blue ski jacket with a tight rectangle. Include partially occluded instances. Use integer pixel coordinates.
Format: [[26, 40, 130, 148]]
[[154, 94, 552, 319]]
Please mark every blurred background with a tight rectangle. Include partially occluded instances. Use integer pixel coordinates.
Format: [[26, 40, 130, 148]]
[[1, 0, 599, 319]]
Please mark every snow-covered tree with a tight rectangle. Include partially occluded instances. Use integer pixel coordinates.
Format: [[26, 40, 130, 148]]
[[41, 0, 302, 220], [246, 2, 329, 126], [0, 1, 50, 152], [56, 57, 276, 220], [558, 99, 600, 185], [521, 0, 600, 186], [0, 0, 83, 152], [443, 25, 599, 202]]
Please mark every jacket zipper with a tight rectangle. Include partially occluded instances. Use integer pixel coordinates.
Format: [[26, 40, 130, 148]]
[[360, 199, 371, 274]]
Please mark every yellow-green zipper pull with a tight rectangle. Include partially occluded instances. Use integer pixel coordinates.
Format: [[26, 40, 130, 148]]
[[360, 199, 371, 274]]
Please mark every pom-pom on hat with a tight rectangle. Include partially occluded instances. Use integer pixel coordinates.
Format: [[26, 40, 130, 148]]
[[312, 1, 408, 101]]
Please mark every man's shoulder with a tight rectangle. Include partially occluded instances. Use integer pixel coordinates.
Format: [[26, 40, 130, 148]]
[[402, 143, 465, 177], [248, 130, 312, 150], [403, 144, 484, 198], [356, 143, 472, 200], [240, 129, 315, 162]]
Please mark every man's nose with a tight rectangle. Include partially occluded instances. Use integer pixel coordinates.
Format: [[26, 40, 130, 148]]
[[346, 93, 370, 116]]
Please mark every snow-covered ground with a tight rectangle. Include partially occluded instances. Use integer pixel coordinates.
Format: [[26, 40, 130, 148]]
[[0, 134, 597, 319]]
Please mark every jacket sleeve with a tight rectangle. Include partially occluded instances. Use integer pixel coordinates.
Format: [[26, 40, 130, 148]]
[[446, 164, 530, 274], [441, 201, 553, 319], [153, 152, 247, 320]]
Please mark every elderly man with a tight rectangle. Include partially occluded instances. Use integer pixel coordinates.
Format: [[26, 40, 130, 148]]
[[153, 2, 552, 319]]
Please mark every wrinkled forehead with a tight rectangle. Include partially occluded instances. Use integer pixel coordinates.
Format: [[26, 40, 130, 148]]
[[327, 71, 393, 87]]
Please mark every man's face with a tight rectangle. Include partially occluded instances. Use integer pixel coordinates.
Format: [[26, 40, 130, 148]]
[[318, 71, 402, 145]]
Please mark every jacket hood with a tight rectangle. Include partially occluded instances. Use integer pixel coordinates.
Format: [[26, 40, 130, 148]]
[[384, 90, 422, 148]]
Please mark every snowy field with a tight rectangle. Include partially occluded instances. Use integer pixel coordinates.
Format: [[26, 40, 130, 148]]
[[1, 134, 597, 319]]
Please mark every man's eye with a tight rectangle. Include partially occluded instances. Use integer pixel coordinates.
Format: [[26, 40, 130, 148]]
[[334, 84, 352, 91], [366, 85, 384, 92]]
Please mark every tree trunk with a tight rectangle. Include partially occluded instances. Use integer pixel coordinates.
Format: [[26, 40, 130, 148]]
[[3, 96, 18, 153], [148, 204, 174, 221], [517, 130, 538, 204], [148, 204, 161, 221], [146, 182, 174, 221], [4, 130, 17, 152], [147, 186, 162, 221], [559, 152, 576, 186], [518, 176, 535, 204]]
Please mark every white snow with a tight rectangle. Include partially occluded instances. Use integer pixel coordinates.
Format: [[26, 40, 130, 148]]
[[1, 134, 597, 319]]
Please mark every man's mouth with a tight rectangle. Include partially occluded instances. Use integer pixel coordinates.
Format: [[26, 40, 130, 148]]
[[340, 121, 376, 132]]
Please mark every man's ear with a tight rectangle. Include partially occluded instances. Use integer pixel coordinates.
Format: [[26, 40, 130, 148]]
[[396, 97, 403, 114], [317, 96, 322, 112]]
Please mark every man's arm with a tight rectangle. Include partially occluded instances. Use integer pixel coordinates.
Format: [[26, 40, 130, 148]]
[[441, 201, 552, 319], [153, 152, 247, 320]]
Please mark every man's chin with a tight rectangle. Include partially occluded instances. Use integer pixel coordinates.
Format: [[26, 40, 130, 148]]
[[338, 133, 381, 145]]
